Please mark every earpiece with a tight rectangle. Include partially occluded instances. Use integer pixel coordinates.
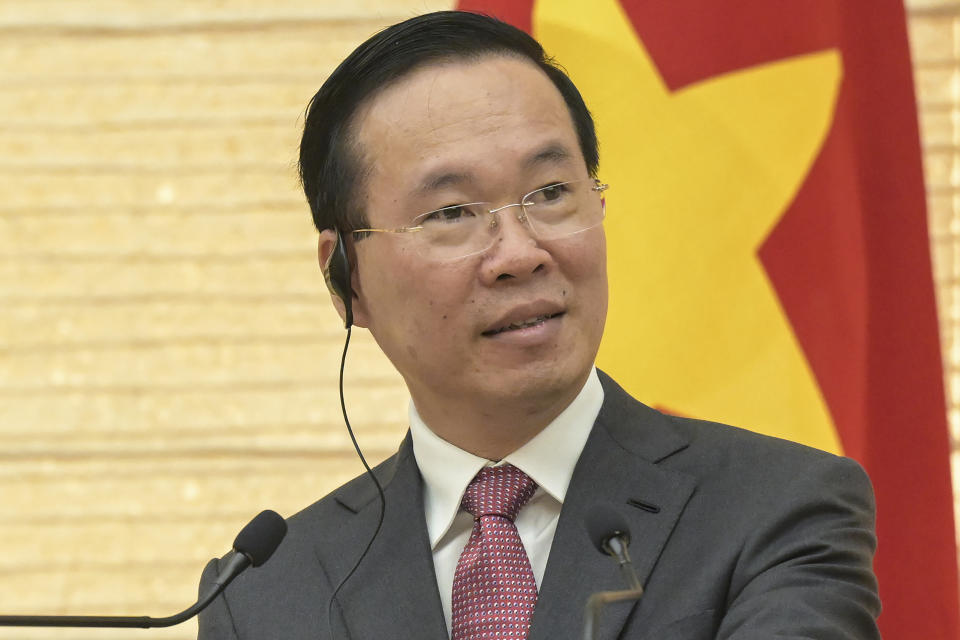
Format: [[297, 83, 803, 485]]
[[323, 228, 354, 328]]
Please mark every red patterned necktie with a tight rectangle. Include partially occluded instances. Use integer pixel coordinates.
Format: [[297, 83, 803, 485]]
[[451, 464, 539, 640]]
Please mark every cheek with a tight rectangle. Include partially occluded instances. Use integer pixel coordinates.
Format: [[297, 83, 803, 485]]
[[558, 231, 607, 284], [364, 252, 477, 329], [563, 234, 608, 331], [394, 290, 474, 370]]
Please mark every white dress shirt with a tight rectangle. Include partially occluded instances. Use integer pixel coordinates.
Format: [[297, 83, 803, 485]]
[[409, 367, 604, 634]]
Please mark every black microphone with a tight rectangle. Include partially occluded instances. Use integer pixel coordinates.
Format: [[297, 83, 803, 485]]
[[582, 505, 645, 640], [584, 505, 643, 592], [0, 509, 287, 628]]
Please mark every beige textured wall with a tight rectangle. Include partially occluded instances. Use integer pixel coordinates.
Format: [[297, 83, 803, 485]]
[[0, 2, 448, 639], [908, 0, 960, 524], [1, 1, 957, 639]]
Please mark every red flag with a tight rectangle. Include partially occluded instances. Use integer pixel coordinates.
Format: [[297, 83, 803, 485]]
[[458, 0, 959, 637]]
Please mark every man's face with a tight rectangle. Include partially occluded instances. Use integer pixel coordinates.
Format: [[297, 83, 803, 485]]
[[345, 55, 607, 425]]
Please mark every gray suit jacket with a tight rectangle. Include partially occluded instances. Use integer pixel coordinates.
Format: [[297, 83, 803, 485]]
[[198, 372, 880, 639]]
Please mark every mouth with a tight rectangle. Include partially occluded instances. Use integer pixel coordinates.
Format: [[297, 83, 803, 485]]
[[482, 311, 564, 336]]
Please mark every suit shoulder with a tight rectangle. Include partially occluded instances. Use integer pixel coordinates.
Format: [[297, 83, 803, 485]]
[[668, 413, 854, 465], [285, 436, 411, 534], [597, 369, 865, 480], [661, 413, 873, 508]]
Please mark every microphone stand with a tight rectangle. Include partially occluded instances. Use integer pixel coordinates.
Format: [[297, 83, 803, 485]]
[[0, 552, 249, 628], [0, 509, 286, 629]]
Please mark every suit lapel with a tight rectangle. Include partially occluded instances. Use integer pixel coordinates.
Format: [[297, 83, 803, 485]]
[[320, 435, 449, 640], [530, 373, 697, 640]]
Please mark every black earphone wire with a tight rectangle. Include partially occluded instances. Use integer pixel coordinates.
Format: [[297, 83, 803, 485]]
[[326, 325, 387, 637]]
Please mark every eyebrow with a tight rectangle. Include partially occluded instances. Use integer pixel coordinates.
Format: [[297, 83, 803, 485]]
[[416, 170, 471, 195], [523, 143, 573, 169], [413, 142, 576, 196]]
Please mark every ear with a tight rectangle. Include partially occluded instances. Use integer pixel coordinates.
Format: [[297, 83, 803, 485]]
[[317, 230, 370, 328]]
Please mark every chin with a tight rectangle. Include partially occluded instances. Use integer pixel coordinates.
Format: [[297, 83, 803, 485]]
[[487, 360, 590, 401]]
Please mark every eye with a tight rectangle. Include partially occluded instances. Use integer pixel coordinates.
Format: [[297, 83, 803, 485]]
[[539, 183, 568, 201], [420, 204, 481, 225], [526, 182, 573, 206]]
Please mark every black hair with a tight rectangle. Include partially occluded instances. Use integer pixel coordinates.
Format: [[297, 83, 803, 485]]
[[298, 10, 599, 233]]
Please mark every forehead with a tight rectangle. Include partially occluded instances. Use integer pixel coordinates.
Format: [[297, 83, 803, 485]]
[[351, 55, 584, 202]]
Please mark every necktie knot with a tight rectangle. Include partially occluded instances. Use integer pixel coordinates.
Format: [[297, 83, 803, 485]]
[[461, 464, 537, 522]]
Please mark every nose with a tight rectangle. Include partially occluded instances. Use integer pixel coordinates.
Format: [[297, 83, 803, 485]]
[[479, 206, 552, 284]]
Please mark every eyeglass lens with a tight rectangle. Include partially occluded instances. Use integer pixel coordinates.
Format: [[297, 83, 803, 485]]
[[412, 179, 606, 260]]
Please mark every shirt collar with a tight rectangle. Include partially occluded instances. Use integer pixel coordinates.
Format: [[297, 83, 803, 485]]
[[409, 367, 604, 548]]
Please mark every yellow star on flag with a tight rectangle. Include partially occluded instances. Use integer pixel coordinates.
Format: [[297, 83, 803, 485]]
[[535, 0, 843, 453]]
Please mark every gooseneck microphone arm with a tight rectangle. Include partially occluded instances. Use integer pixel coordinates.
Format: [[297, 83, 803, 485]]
[[0, 552, 245, 629], [0, 509, 287, 629], [583, 505, 645, 640], [603, 533, 643, 592]]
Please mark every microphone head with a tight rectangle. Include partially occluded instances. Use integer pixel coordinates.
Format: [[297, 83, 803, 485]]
[[584, 504, 631, 555], [233, 510, 288, 567]]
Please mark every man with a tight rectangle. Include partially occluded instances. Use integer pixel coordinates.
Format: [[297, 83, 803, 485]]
[[198, 11, 880, 639]]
